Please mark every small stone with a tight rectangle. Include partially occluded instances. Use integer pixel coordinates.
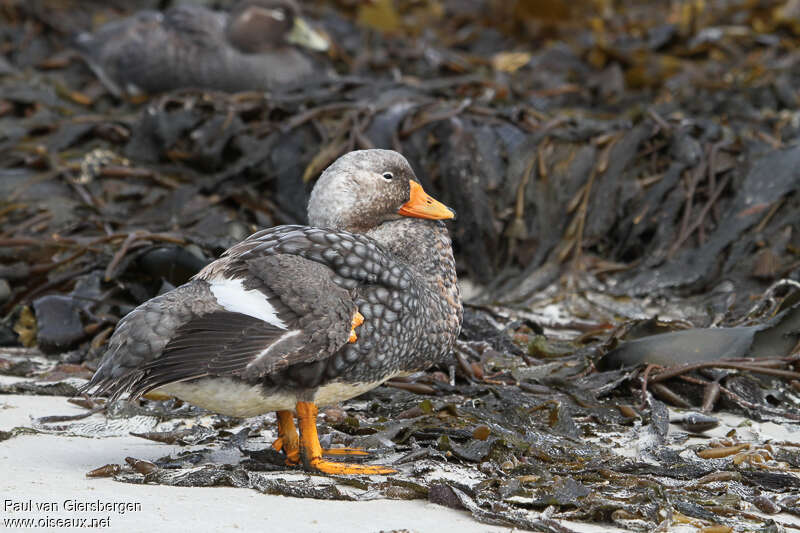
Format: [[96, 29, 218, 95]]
[[321, 406, 346, 424], [428, 483, 464, 510], [751, 495, 780, 514], [472, 425, 491, 440], [33, 295, 86, 354]]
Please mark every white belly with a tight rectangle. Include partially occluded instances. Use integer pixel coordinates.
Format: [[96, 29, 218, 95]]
[[312, 380, 386, 408], [156, 378, 386, 417]]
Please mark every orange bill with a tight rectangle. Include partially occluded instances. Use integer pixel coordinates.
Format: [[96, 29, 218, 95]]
[[397, 180, 455, 220]]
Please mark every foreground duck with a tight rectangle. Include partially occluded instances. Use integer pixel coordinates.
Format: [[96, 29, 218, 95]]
[[83, 150, 462, 475], [73, 0, 329, 97]]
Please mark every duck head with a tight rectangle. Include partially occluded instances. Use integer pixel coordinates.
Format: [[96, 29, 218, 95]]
[[308, 149, 455, 233], [227, 0, 329, 54]]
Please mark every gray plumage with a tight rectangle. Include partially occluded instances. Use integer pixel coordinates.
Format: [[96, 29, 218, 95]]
[[83, 149, 461, 415], [73, 0, 325, 96]]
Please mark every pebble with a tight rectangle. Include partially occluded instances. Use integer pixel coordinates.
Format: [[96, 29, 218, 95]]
[[33, 294, 85, 354]]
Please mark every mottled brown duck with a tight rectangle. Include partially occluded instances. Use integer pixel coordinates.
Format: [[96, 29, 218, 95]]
[[74, 0, 329, 97], [83, 149, 462, 475]]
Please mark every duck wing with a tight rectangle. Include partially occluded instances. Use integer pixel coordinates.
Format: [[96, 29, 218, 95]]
[[208, 225, 416, 291], [73, 6, 228, 96], [161, 5, 227, 49], [73, 10, 166, 96], [84, 254, 357, 399], [84, 226, 415, 400]]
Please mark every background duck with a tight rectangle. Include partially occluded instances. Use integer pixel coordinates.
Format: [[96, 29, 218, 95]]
[[82, 149, 462, 475], [73, 0, 329, 97]]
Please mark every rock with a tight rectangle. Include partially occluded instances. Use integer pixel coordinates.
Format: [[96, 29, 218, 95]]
[[32, 295, 86, 354]]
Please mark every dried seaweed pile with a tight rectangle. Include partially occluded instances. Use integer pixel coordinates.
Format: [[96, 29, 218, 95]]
[[7, 313, 800, 532], [3, 1, 800, 308], [2, 0, 800, 531]]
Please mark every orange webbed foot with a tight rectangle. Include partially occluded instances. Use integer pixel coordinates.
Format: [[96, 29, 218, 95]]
[[322, 447, 369, 457], [296, 401, 395, 476], [307, 458, 396, 475]]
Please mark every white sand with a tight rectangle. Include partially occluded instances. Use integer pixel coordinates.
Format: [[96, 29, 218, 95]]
[[9, 381, 799, 532], [1, 393, 622, 532], [1, 393, 515, 532]]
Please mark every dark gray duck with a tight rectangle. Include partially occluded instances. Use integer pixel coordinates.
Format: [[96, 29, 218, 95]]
[[73, 0, 329, 97], [82, 149, 462, 475]]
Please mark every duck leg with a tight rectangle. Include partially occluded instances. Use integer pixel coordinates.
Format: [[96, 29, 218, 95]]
[[272, 310, 366, 465], [324, 311, 369, 457], [272, 409, 368, 465], [333, 313, 375, 457], [271, 410, 300, 465], [296, 401, 396, 475]]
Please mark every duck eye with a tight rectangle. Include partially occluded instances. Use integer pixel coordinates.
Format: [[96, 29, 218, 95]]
[[382, 172, 393, 180], [263, 8, 286, 22]]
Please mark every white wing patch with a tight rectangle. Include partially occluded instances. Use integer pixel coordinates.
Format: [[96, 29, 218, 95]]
[[247, 329, 302, 370], [209, 278, 287, 329]]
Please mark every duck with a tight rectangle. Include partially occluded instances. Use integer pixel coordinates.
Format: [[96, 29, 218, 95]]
[[82, 149, 462, 475], [73, 0, 329, 97]]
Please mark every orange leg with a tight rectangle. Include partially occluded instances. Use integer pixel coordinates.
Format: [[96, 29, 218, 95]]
[[271, 410, 300, 465], [348, 311, 364, 343], [296, 401, 395, 475], [272, 410, 367, 463]]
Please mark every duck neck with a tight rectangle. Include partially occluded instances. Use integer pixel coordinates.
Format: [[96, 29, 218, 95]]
[[366, 219, 460, 308]]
